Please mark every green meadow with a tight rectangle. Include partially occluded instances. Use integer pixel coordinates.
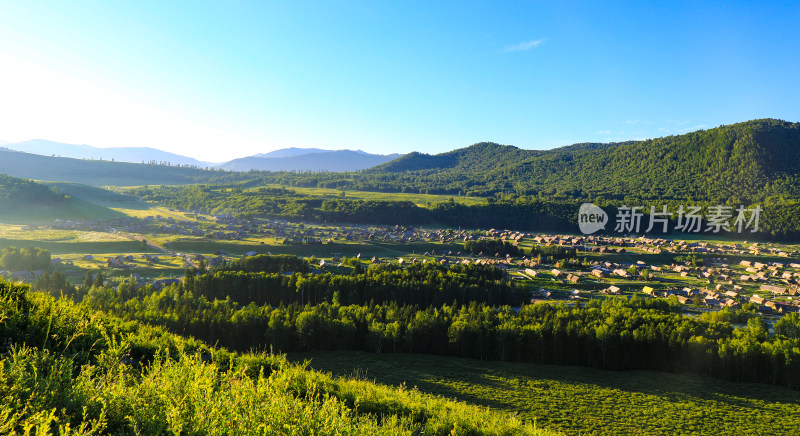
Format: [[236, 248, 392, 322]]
[[290, 351, 800, 436]]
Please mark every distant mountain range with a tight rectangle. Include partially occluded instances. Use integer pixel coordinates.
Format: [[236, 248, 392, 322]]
[[3, 139, 215, 167], [3, 120, 799, 204], [220, 149, 401, 172], [3, 140, 400, 172], [254, 147, 332, 158], [0, 148, 224, 186], [0, 146, 401, 185]]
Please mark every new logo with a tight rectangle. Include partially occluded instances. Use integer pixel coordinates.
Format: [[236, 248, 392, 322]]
[[578, 203, 608, 235]]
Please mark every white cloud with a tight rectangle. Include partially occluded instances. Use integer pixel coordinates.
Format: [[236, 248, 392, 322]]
[[503, 39, 545, 52], [595, 130, 611, 135]]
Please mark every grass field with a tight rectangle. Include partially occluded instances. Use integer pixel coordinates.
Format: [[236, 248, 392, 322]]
[[288, 351, 800, 436]]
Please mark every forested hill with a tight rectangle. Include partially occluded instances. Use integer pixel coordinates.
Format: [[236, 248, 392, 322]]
[[3, 119, 798, 202], [0, 148, 242, 186], [303, 119, 800, 202], [0, 173, 67, 205], [373, 141, 621, 173]]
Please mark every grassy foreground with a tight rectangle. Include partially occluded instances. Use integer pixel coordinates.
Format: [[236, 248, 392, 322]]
[[0, 279, 555, 435], [289, 351, 800, 436]]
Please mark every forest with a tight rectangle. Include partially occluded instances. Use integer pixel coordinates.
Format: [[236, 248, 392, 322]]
[[246, 119, 800, 203], [61, 255, 800, 390], [0, 276, 543, 434], [129, 183, 800, 240], [0, 174, 67, 206], [81, 281, 800, 389], [0, 246, 52, 271]]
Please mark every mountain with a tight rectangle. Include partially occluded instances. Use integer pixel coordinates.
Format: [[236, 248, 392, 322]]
[[5, 119, 799, 203], [221, 149, 402, 172], [254, 147, 332, 158], [296, 119, 800, 203], [0, 148, 238, 186], [3, 139, 215, 167]]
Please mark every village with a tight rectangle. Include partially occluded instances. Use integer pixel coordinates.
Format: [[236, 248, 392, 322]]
[[5, 210, 800, 320]]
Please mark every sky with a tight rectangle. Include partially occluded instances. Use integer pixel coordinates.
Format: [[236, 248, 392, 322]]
[[0, 1, 798, 162]]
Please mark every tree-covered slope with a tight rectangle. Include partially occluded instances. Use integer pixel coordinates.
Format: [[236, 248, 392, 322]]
[[0, 278, 549, 435], [0, 173, 67, 205], [344, 119, 800, 202]]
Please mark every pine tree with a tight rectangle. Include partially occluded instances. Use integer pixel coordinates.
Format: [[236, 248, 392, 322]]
[[93, 271, 104, 288], [83, 270, 94, 290]]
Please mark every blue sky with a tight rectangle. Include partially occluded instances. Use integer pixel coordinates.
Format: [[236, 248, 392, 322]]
[[0, 1, 798, 162]]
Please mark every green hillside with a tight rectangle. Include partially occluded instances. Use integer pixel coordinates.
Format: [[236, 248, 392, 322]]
[[0, 176, 151, 224], [5, 119, 800, 204], [376, 118, 800, 202], [0, 173, 67, 205], [0, 149, 236, 186], [0, 174, 75, 223], [295, 351, 800, 436], [0, 278, 551, 435], [276, 119, 800, 203]]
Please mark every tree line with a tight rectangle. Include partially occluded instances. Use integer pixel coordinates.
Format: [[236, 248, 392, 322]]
[[81, 281, 800, 390], [0, 174, 67, 205], [127, 183, 800, 241], [0, 246, 51, 271], [182, 259, 520, 307]]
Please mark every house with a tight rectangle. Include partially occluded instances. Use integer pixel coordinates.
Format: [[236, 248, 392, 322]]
[[750, 295, 766, 305], [613, 269, 629, 278], [606, 285, 621, 295], [761, 284, 787, 295], [551, 269, 564, 278], [722, 298, 738, 308], [642, 286, 656, 296], [207, 256, 225, 267]]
